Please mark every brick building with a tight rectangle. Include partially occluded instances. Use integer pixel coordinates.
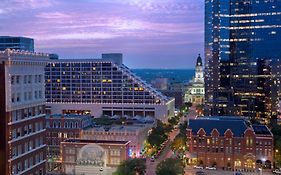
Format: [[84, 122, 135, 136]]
[[61, 139, 130, 175], [46, 114, 92, 172], [186, 117, 273, 171], [0, 49, 49, 175]]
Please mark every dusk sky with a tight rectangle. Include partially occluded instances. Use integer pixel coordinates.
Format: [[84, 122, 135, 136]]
[[0, 0, 204, 68]]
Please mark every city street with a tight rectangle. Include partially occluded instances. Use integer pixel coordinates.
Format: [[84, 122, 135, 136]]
[[145, 127, 180, 175]]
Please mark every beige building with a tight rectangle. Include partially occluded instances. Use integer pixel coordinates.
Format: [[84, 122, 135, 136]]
[[185, 54, 204, 105], [81, 124, 153, 158]]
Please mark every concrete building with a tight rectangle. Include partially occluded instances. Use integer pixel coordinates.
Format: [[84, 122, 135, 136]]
[[0, 36, 34, 52], [0, 49, 49, 175], [46, 114, 92, 172], [45, 54, 175, 121], [187, 117, 274, 172], [61, 139, 130, 175], [81, 124, 153, 158], [185, 54, 204, 105]]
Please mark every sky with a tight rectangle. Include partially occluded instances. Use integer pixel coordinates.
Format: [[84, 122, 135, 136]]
[[0, 0, 204, 68]]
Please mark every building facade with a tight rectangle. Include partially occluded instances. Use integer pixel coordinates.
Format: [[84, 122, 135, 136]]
[[185, 54, 204, 105], [187, 117, 274, 171], [81, 124, 152, 158], [0, 36, 34, 52], [45, 54, 175, 121], [204, 0, 281, 123], [46, 114, 92, 172], [0, 49, 49, 175], [61, 139, 130, 175]]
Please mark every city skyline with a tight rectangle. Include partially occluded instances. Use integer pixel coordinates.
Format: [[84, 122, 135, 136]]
[[0, 0, 204, 68]]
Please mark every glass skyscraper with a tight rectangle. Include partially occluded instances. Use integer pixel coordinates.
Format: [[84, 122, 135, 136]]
[[205, 0, 281, 123], [0, 36, 34, 52]]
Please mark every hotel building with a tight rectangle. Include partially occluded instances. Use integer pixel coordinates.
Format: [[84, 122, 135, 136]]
[[0, 49, 49, 175], [45, 54, 175, 121], [204, 0, 281, 123], [187, 117, 273, 171]]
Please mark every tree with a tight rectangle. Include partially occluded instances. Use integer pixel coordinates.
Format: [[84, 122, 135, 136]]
[[113, 158, 146, 175], [156, 158, 184, 175], [272, 125, 281, 167], [147, 120, 168, 148]]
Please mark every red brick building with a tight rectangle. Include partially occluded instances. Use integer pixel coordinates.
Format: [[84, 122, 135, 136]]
[[46, 114, 92, 172], [187, 117, 273, 172]]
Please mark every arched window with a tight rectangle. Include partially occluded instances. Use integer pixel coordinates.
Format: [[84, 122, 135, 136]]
[[58, 122, 61, 128], [75, 122, 78, 128], [70, 122, 73, 128], [65, 122, 68, 128], [53, 121, 57, 128]]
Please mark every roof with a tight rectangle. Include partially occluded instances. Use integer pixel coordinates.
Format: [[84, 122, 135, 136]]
[[46, 114, 92, 120], [63, 139, 130, 145], [188, 117, 248, 137], [252, 124, 272, 136]]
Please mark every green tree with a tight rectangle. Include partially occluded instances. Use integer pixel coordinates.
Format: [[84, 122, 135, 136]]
[[272, 125, 281, 167], [147, 120, 168, 148], [156, 158, 184, 175], [171, 134, 187, 154], [113, 158, 146, 175]]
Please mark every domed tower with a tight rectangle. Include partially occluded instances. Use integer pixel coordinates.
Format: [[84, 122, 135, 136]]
[[194, 54, 204, 83]]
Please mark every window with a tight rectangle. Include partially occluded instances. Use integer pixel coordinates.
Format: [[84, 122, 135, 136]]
[[28, 75, 32, 84], [16, 93, 20, 102], [11, 76, 15, 85], [16, 76, 20, 84]]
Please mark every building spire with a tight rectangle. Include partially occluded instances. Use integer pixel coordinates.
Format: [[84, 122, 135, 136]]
[[196, 54, 202, 66]]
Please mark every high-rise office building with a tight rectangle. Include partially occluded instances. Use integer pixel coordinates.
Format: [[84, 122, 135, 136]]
[[0, 49, 49, 175], [0, 36, 34, 52], [45, 54, 175, 121], [205, 0, 281, 123]]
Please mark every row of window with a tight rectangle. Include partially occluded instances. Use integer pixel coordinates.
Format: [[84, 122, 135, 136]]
[[11, 137, 44, 158], [46, 121, 80, 129], [11, 74, 43, 85], [11, 106, 44, 123], [11, 152, 44, 175], [194, 146, 272, 156], [11, 90, 43, 103], [11, 122, 44, 140], [193, 137, 272, 147]]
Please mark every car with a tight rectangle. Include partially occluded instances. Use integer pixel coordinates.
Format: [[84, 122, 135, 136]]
[[273, 169, 281, 174], [99, 167, 103, 172], [233, 172, 243, 175], [195, 171, 206, 175], [194, 165, 204, 169], [206, 166, 217, 170], [150, 157, 155, 162]]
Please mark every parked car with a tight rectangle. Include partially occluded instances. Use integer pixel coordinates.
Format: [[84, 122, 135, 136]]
[[206, 166, 217, 170], [273, 169, 281, 174], [194, 165, 204, 169], [150, 157, 155, 162], [195, 171, 206, 175], [233, 172, 243, 175]]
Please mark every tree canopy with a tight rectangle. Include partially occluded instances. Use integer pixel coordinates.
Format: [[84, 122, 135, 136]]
[[113, 158, 146, 175], [156, 158, 184, 175]]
